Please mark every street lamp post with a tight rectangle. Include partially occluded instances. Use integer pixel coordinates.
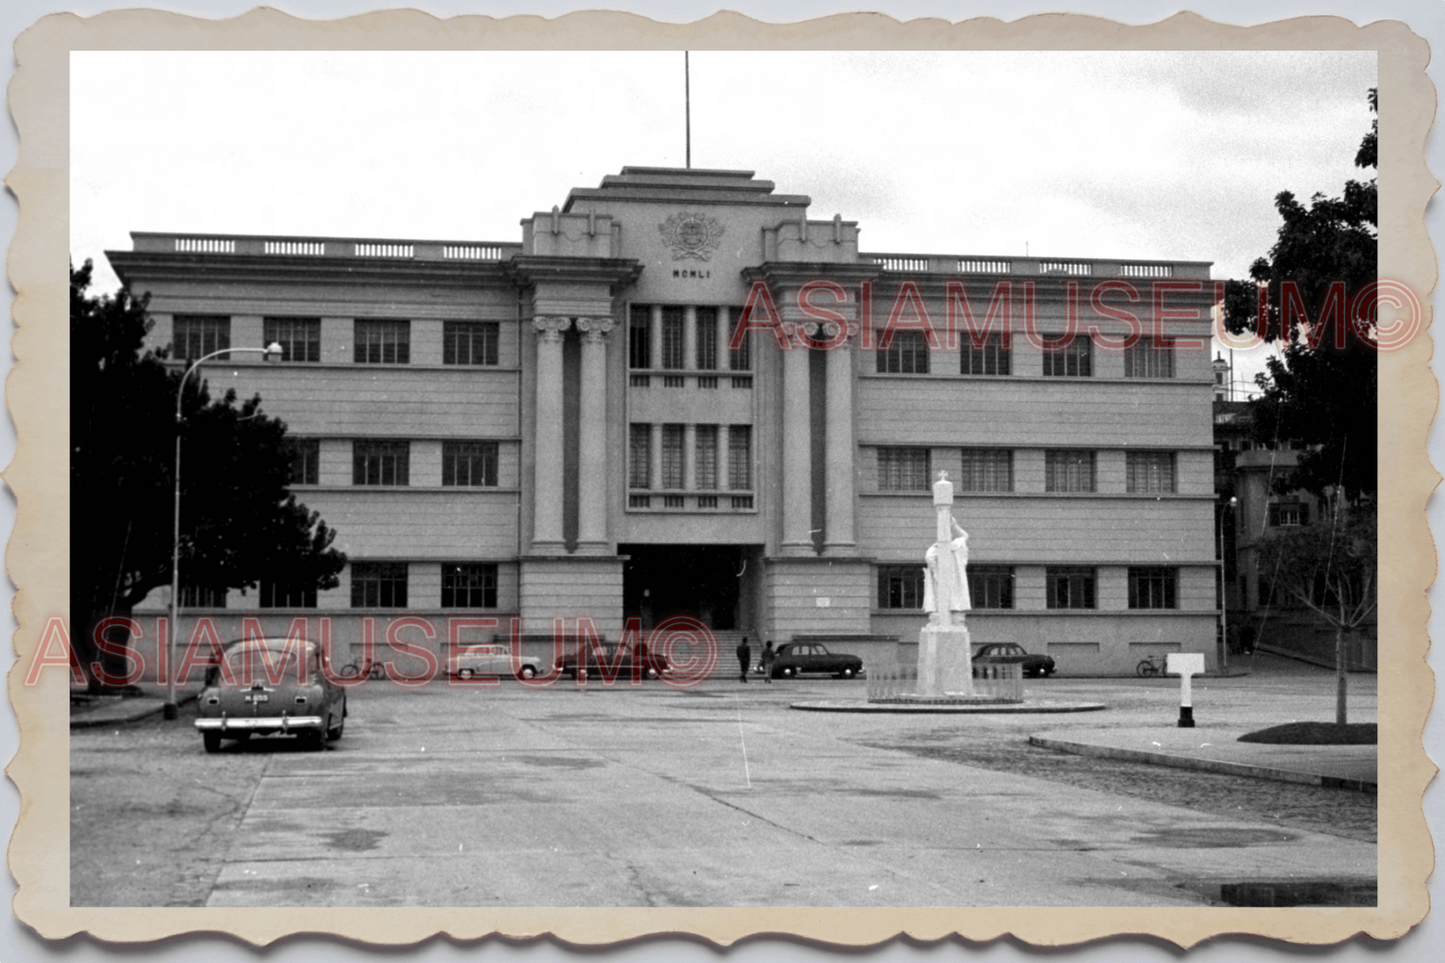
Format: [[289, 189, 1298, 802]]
[[164, 343, 283, 720], [1217, 494, 1238, 674]]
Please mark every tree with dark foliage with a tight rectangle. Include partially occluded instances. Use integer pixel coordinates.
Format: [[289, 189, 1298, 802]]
[[71, 260, 346, 692], [1222, 88, 1377, 501]]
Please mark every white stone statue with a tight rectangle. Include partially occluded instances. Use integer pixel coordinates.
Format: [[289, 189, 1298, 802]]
[[923, 516, 971, 622], [914, 470, 975, 697]]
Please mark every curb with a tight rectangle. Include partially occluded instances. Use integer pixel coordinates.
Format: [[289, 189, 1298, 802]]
[[1028, 735, 1377, 793], [69, 695, 197, 730], [792, 700, 1108, 714]]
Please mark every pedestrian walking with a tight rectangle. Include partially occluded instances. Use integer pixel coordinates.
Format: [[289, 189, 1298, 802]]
[[760, 640, 776, 682], [736, 636, 751, 683]]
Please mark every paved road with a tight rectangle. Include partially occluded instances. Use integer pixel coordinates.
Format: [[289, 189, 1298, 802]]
[[71, 667, 1376, 908]]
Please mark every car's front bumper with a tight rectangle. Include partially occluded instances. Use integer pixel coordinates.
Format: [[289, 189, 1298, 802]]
[[195, 714, 325, 732]]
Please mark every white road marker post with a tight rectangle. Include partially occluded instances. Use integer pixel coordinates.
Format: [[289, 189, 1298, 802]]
[[1166, 653, 1205, 728]]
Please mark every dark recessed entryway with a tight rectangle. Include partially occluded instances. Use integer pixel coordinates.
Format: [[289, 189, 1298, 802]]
[[621, 544, 753, 631]]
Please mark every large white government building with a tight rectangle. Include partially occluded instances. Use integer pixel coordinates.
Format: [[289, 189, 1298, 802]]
[[118, 167, 1220, 676]]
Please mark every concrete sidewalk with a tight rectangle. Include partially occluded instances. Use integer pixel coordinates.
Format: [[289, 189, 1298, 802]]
[[70, 685, 200, 729], [1031, 726, 1377, 792]]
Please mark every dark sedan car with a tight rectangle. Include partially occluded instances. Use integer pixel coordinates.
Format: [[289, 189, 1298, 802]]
[[556, 641, 669, 682], [194, 638, 347, 752], [770, 642, 862, 679], [973, 643, 1055, 678]]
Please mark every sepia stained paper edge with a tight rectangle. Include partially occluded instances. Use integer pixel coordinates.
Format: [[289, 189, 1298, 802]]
[[4, 5, 1437, 950]]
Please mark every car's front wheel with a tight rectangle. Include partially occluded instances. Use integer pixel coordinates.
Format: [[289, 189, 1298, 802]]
[[782, 666, 797, 679], [517, 665, 537, 680], [840, 666, 857, 679], [202, 731, 222, 754]]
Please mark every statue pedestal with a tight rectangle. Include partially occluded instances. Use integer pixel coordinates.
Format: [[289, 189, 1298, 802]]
[[917, 623, 973, 697]]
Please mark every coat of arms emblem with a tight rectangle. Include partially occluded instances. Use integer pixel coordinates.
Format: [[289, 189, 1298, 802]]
[[658, 212, 725, 261]]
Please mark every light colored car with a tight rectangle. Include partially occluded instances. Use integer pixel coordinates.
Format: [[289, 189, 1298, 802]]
[[194, 638, 347, 752], [453, 644, 542, 680]]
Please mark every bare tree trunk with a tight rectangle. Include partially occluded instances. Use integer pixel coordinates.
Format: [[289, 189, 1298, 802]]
[[1335, 623, 1348, 726]]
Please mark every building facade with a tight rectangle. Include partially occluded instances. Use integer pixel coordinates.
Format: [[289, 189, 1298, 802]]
[[116, 167, 1220, 676]]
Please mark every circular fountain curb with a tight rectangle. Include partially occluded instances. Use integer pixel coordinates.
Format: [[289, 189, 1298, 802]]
[[790, 700, 1108, 714]]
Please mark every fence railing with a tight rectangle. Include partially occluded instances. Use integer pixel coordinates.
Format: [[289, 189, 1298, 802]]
[[865, 661, 1024, 703]]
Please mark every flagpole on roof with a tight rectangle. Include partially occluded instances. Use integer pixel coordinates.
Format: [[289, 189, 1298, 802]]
[[685, 51, 691, 169]]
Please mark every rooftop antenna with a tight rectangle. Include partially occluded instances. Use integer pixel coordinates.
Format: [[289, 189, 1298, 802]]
[[685, 51, 691, 169]]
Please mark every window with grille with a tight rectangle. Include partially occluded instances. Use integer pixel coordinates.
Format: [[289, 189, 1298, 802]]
[[696, 307, 718, 370], [876, 330, 930, 374], [958, 448, 1012, 492], [260, 580, 317, 608], [629, 305, 652, 369], [172, 316, 230, 362], [1128, 567, 1177, 609], [1125, 337, 1174, 378], [353, 440, 410, 486], [661, 307, 685, 369], [286, 438, 319, 485], [443, 441, 499, 487], [1042, 336, 1092, 377], [350, 562, 408, 608], [878, 447, 930, 490], [629, 424, 651, 489], [1045, 450, 1096, 492], [354, 320, 410, 364], [727, 426, 752, 490], [1269, 502, 1308, 527], [180, 584, 227, 608], [695, 425, 718, 490], [729, 317, 751, 371], [968, 565, 1015, 609], [1126, 451, 1176, 493], [878, 565, 924, 609], [443, 322, 499, 366], [1046, 566, 1096, 609], [961, 333, 1010, 375], [661, 424, 685, 489], [442, 563, 498, 608], [264, 317, 320, 363]]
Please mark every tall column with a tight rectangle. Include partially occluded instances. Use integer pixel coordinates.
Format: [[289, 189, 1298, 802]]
[[531, 316, 570, 551], [575, 317, 614, 551], [824, 326, 857, 555], [780, 323, 813, 555]]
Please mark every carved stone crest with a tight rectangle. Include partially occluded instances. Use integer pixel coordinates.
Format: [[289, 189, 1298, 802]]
[[658, 211, 725, 261]]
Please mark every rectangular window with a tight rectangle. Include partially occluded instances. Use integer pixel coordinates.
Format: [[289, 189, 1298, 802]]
[[354, 319, 410, 364], [878, 565, 925, 609], [352, 440, 410, 486], [260, 580, 317, 609], [1046, 566, 1097, 609], [727, 426, 752, 490], [877, 330, 930, 374], [264, 317, 320, 363], [695, 425, 718, 490], [286, 438, 320, 486], [1125, 337, 1174, 379], [629, 305, 652, 369], [443, 322, 499, 366], [661, 306, 685, 369], [441, 563, 498, 608], [729, 313, 751, 371], [443, 441, 499, 487], [1045, 450, 1096, 493], [958, 448, 1012, 492], [350, 562, 408, 608], [1269, 502, 1308, 527], [1126, 451, 1177, 493], [628, 424, 651, 489], [695, 307, 718, 370], [1128, 566, 1178, 609], [172, 316, 230, 362], [878, 447, 930, 491], [661, 424, 685, 489], [968, 565, 1015, 609], [180, 584, 226, 608], [1042, 336, 1092, 377], [961, 333, 1010, 376]]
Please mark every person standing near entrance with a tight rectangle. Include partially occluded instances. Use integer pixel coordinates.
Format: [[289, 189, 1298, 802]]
[[736, 637, 751, 683], [760, 641, 776, 682]]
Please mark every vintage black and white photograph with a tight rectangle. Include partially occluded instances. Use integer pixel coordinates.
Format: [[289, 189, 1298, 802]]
[[45, 16, 1421, 943]]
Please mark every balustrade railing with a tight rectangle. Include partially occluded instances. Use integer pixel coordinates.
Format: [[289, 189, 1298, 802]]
[[865, 660, 1024, 703]]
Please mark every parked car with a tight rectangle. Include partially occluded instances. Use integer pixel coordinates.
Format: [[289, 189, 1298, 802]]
[[973, 643, 1055, 678], [194, 638, 347, 752], [452, 644, 542, 680], [556, 641, 669, 681], [770, 642, 862, 679]]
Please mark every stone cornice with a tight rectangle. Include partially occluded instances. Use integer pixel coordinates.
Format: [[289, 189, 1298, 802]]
[[504, 256, 643, 291]]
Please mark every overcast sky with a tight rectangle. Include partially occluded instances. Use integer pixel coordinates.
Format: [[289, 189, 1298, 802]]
[[70, 49, 1377, 394]]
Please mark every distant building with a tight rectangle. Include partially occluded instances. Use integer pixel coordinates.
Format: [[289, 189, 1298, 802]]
[[113, 166, 1220, 677]]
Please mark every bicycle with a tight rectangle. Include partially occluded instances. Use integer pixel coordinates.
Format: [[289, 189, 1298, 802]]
[[1135, 654, 1165, 677], [339, 657, 387, 681]]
